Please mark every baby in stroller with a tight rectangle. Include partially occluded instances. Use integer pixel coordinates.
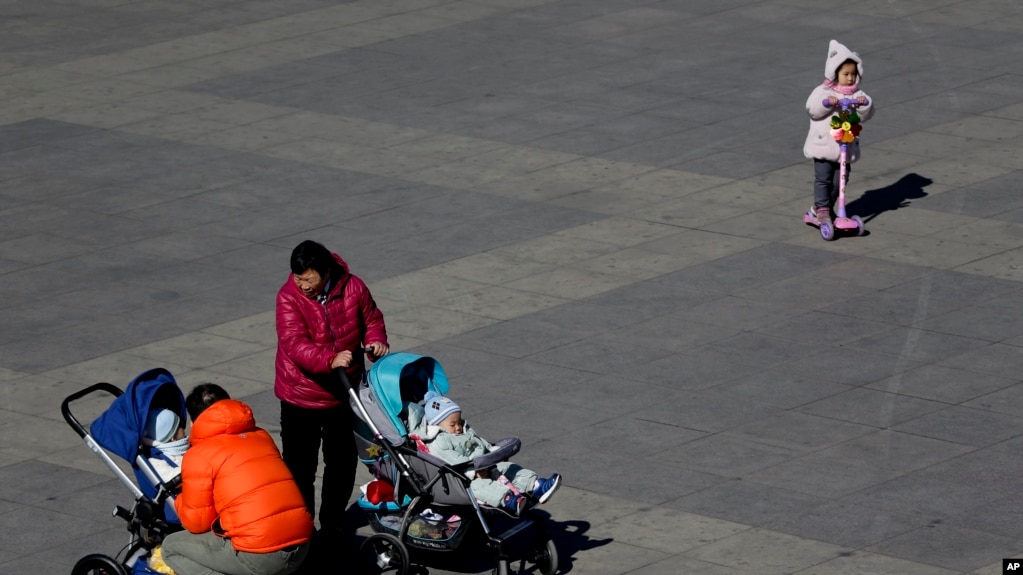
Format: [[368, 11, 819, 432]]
[[412, 392, 561, 515], [142, 407, 189, 485]]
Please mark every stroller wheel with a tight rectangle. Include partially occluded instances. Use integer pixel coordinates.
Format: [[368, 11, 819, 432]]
[[534, 539, 559, 575], [360, 533, 410, 575], [71, 554, 127, 575], [492, 559, 509, 575]]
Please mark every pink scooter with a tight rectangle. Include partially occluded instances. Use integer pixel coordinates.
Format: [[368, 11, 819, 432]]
[[804, 97, 867, 240]]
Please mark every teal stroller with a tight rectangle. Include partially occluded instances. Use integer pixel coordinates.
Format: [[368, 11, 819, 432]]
[[343, 353, 558, 575]]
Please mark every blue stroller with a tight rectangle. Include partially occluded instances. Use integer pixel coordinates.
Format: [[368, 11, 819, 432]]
[[61, 368, 187, 575], [344, 353, 559, 575]]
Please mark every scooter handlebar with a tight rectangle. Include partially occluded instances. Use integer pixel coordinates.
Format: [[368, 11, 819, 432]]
[[823, 97, 868, 110]]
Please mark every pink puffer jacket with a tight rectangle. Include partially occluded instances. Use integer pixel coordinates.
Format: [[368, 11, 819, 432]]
[[274, 254, 387, 409]]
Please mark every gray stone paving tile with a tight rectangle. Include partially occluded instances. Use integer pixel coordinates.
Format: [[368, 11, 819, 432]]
[[893, 405, 1023, 448], [710, 367, 851, 410], [636, 386, 783, 434], [947, 495, 1023, 540], [0, 459, 110, 505], [817, 429, 976, 475], [915, 290, 1023, 342], [439, 315, 590, 359], [668, 479, 827, 528], [538, 443, 726, 506], [660, 243, 852, 295], [865, 523, 1021, 573], [937, 342, 1023, 380], [965, 381, 1023, 416], [788, 346, 925, 387], [841, 473, 1011, 521], [755, 309, 896, 347], [661, 434, 801, 478], [745, 453, 904, 499], [0, 118, 103, 153], [795, 387, 949, 429], [0, 504, 112, 557], [628, 347, 763, 392], [731, 411, 876, 453], [556, 412, 706, 457], [765, 499, 925, 549], [868, 364, 1017, 405], [685, 527, 851, 575], [612, 314, 740, 353], [703, 330, 818, 367], [529, 336, 674, 375]]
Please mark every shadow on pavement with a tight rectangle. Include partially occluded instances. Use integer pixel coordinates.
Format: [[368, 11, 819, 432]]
[[847, 172, 933, 223]]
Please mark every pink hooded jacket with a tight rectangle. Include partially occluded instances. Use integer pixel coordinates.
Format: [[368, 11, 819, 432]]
[[274, 253, 387, 409]]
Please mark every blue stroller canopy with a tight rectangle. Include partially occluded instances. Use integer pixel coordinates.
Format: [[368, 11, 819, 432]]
[[360, 354, 449, 444], [90, 368, 186, 470]]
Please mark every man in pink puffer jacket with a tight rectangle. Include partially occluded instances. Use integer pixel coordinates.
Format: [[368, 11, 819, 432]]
[[275, 239, 388, 552]]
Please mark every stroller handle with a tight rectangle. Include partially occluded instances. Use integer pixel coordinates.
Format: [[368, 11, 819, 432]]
[[61, 382, 122, 439]]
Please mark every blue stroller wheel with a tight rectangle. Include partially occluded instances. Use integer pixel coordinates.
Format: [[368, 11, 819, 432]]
[[71, 553, 127, 575]]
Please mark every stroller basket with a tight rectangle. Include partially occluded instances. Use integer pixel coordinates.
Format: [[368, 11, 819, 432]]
[[367, 510, 470, 551]]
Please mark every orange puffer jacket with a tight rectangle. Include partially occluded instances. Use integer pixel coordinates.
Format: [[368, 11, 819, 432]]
[[174, 400, 313, 553]]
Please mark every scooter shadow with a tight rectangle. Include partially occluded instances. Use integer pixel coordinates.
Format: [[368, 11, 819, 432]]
[[846, 172, 933, 224]]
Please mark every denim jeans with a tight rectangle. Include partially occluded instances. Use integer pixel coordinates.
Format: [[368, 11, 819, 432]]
[[813, 158, 848, 208]]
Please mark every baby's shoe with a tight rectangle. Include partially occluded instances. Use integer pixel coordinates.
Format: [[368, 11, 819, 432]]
[[532, 473, 561, 504], [502, 493, 525, 515]]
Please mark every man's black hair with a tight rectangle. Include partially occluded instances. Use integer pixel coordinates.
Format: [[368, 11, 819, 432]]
[[185, 383, 230, 422]]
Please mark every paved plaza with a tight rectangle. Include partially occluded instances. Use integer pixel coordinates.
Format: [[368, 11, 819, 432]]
[[3, 0, 1023, 573]]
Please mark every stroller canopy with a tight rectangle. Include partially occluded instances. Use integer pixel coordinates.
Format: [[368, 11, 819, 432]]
[[360, 354, 449, 445], [91, 368, 186, 466]]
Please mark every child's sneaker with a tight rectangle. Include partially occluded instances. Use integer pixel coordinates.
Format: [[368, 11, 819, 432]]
[[532, 473, 561, 504], [815, 206, 831, 224], [501, 493, 525, 515]]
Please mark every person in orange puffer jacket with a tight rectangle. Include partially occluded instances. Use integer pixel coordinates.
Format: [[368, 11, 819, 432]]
[[161, 383, 313, 575]]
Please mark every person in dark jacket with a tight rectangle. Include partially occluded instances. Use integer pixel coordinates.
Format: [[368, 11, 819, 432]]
[[274, 240, 389, 543]]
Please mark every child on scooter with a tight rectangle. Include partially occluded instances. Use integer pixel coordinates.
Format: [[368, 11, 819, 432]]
[[803, 39, 874, 225]]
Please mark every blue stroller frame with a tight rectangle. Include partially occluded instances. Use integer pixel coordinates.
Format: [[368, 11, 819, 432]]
[[345, 353, 559, 575], [62, 367, 187, 575]]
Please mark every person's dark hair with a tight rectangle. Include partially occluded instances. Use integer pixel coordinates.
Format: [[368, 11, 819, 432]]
[[290, 240, 340, 279], [185, 383, 230, 422]]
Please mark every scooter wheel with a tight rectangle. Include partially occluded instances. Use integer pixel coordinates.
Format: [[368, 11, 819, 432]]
[[852, 215, 865, 236], [819, 220, 835, 241]]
